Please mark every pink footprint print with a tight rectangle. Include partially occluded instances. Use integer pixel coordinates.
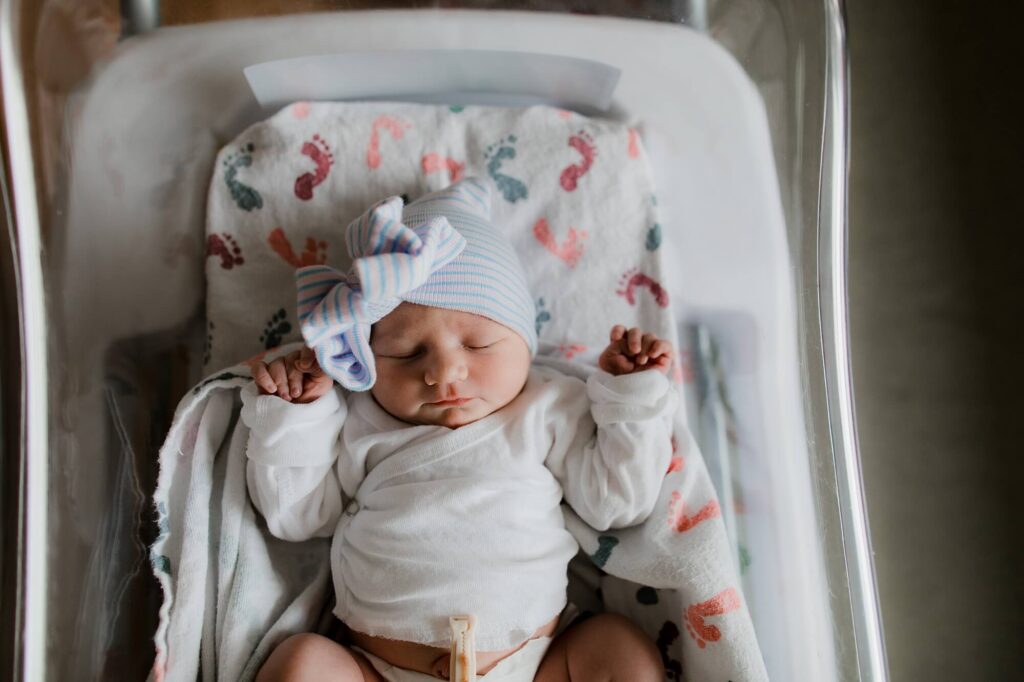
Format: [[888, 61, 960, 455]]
[[206, 233, 244, 269], [616, 268, 670, 308], [151, 659, 166, 682], [294, 134, 334, 201], [684, 588, 742, 649], [533, 218, 587, 268], [666, 436, 684, 473], [559, 130, 597, 192], [668, 490, 721, 533], [674, 350, 694, 384], [268, 227, 328, 268], [421, 153, 465, 183], [291, 101, 311, 119], [367, 115, 411, 169], [628, 128, 641, 159], [558, 343, 587, 359]]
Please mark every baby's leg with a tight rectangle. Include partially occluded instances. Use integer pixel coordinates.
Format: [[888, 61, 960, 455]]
[[256, 633, 386, 682], [533, 613, 663, 682]]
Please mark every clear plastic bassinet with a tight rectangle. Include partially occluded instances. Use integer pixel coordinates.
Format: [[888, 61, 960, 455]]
[[0, 1, 886, 680]]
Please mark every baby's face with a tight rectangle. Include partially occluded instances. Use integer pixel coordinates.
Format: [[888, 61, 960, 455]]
[[369, 303, 531, 428]]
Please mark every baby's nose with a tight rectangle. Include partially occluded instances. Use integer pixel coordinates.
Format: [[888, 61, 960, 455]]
[[425, 352, 468, 386]]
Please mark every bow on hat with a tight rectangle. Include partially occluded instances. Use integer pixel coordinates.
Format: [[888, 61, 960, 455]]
[[295, 195, 466, 391]]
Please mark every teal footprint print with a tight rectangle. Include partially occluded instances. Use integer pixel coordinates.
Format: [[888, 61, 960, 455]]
[[739, 544, 752, 574], [535, 297, 551, 336], [589, 535, 619, 568], [155, 501, 170, 542], [646, 223, 662, 251], [151, 554, 172, 578], [636, 586, 659, 605], [192, 371, 249, 395], [260, 309, 292, 349], [223, 143, 263, 212], [484, 134, 528, 203], [203, 320, 215, 365]]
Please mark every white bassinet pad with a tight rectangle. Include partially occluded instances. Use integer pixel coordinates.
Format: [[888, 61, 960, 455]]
[[203, 102, 672, 370], [149, 102, 767, 681]]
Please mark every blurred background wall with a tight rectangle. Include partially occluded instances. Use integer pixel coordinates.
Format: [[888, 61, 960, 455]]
[[847, 1, 1024, 678]]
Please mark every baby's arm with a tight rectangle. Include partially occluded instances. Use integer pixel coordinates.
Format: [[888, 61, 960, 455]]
[[546, 326, 677, 531], [242, 349, 347, 541]]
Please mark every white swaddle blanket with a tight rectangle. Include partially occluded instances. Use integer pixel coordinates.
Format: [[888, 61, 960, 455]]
[[149, 102, 768, 681]]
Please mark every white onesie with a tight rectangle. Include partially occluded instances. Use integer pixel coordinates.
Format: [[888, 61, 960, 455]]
[[241, 364, 676, 651]]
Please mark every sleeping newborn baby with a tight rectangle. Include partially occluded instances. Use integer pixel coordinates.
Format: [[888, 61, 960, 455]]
[[243, 178, 676, 682]]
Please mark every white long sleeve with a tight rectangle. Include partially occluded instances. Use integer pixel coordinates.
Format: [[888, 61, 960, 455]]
[[241, 383, 348, 541], [237, 365, 676, 650], [543, 368, 677, 531]]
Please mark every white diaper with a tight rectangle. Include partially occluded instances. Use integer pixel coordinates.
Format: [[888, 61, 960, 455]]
[[354, 605, 579, 682], [355, 635, 553, 682]]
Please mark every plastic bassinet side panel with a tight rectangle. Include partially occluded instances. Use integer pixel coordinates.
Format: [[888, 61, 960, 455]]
[[0, 1, 885, 680], [0, 1, 52, 678]]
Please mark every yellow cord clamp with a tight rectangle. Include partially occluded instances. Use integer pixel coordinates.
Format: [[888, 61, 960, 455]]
[[449, 615, 477, 682]]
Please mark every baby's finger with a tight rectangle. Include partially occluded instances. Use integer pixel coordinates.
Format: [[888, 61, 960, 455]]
[[609, 325, 626, 342], [252, 362, 277, 394], [611, 353, 635, 374], [636, 333, 658, 365], [296, 346, 316, 370], [268, 360, 290, 400], [286, 362, 304, 399], [305, 351, 326, 378], [648, 339, 672, 361], [627, 327, 642, 354], [298, 375, 333, 403]]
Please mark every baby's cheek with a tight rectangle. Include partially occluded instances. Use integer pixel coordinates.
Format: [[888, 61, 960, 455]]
[[487, 356, 529, 402]]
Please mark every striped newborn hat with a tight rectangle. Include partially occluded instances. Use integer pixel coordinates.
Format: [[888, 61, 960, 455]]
[[295, 177, 537, 391]]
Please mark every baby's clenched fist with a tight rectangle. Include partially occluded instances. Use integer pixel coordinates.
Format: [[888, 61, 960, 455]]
[[598, 325, 673, 376], [252, 346, 334, 403]]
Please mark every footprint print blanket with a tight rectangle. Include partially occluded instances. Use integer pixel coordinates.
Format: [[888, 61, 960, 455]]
[[149, 102, 768, 681]]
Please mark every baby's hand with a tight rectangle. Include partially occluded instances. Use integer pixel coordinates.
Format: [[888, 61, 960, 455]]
[[252, 346, 334, 403], [598, 325, 673, 376]]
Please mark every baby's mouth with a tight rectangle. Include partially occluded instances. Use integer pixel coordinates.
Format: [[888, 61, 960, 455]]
[[429, 397, 473, 407]]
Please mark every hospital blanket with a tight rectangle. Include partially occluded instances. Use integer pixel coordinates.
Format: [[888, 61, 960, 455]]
[[150, 347, 767, 682], [149, 102, 768, 681], [203, 102, 674, 369]]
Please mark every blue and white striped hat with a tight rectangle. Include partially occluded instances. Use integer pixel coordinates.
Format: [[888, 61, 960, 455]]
[[295, 177, 537, 391]]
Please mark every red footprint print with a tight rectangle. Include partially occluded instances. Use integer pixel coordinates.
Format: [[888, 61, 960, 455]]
[[616, 268, 670, 308], [684, 588, 742, 649], [367, 115, 410, 169], [559, 130, 597, 192], [207, 233, 244, 269], [628, 128, 641, 159], [268, 227, 328, 268], [151, 660, 166, 682], [294, 134, 334, 200], [533, 218, 587, 268], [421, 153, 465, 183], [668, 490, 720, 533], [667, 436, 684, 473], [558, 343, 587, 359], [675, 350, 695, 384]]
